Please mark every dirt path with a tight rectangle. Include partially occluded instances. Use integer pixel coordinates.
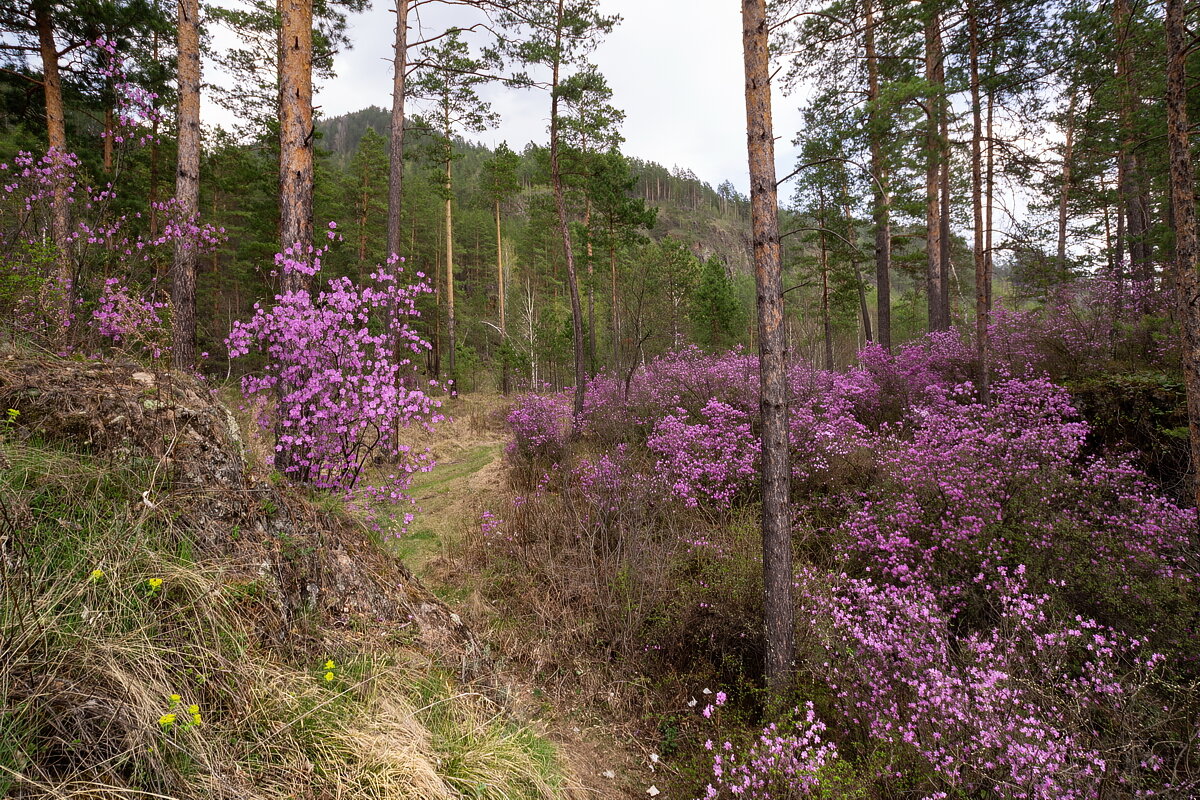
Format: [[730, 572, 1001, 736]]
[[387, 397, 648, 800]]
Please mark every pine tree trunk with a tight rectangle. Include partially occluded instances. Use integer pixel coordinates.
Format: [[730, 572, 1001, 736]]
[[1113, 0, 1150, 279], [820, 205, 833, 370], [742, 0, 795, 696], [969, 5, 989, 403], [985, 85, 995, 313], [865, 0, 891, 350], [34, 2, 72, 319], [388, 0, 409, 258], [1165, 0, 1200, 519], [1057, 91, 1078, 279], [585, 197, 595, 375], [149, 14, 161, 238], [610, 230, 619, 370], [445, 158, 456, 382], [939, 96, 952, 321], [496, 198, 508, 394], [842, 183, 873, 342], [172, 0, 201, 371], [924, 6, 944, 331], [103, 105, 114, 173], [549, 0, 587, 418], [279, 0, 314, 293]]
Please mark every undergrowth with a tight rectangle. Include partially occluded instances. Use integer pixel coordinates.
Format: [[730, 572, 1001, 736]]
[[0, 421, 564, 798]]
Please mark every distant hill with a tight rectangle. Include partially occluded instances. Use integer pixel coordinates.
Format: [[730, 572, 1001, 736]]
[[317, 107, 755, 274]]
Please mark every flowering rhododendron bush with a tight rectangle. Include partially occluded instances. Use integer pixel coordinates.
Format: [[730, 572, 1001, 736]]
[[499, 328, 1199, 798], [0, 42, 222, 350], [227, 245, 443, 524]]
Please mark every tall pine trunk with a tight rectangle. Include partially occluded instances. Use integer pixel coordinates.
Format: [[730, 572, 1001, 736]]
[[445, 157, 457, 381], [585, 198, 595, 375], [279, 0, 314, 293], [742, 0, 795, 696], [865, 0, 891, 350], [969, 4, 989, 403], [496, 198, 508, 393], [610, 226, 620, 370], [1165, 0, 1200, 519], [924, 5, 945, 331], [34, 2, 72, 318], [939, 94, 952, 319], [172, 0, 201, 370], [1056, 91, 1078, 279], [842, 180, 873, 342], [1113, 0, 1151, 279], [388, 0, 409, 258], [549, 0, 587, 418]]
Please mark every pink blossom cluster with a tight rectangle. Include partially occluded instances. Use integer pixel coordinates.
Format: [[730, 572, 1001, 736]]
[[503, 320, 1198, 796], [701, 702, 838, 799], [989, 273, 1175, 378], [0, 147, 224, 346], [798, 564, 1174, 799], [505, 389, 574, 462], [646, 399, 760, 507], [226, 251, 444, 529], [92, 38, 162, 147], [91, 277, 169, 357]]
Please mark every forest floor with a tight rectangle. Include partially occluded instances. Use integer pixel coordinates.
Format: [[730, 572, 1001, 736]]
[[382, 393, 655, 800]]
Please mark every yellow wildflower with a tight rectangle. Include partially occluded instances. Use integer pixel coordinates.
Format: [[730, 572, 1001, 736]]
[[169, 694, 181, 703], [147, 578, 163, 589], [324, 659, 335, 670], [89, 569, 105, 581], [324, 671, 335, 682], [158, 713, 177, 727], [187, 704, 199, 714], [191, 714, 202, 725]]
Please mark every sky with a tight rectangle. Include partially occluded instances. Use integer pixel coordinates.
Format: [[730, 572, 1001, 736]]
[[206, 0, 808, 196]]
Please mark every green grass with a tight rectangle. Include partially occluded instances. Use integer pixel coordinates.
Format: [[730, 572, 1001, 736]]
[[387, 443, 501, 571], [0, 427, 565, 799]]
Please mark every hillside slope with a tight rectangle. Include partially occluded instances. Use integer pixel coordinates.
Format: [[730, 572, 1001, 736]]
[[0, 354, 576, 799]]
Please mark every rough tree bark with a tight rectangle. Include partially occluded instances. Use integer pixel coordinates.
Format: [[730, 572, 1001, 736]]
[[742, 0, 795, 695], [172, 0, 201, 371], [445, 157, 457, 379], [841, 180, 873, 342], [279, 0, 314, 294], [1113, 0, 1151, 278], [924, 5, 945, 331], [34, 2, 72, 316], [548, 0, 587, 418], [388, 0, 409, 258], [865, 0, 891, 350], [969, 4, 989, 404], [1165, 0, 1200, 519], [1056, 90, 1078, 278]]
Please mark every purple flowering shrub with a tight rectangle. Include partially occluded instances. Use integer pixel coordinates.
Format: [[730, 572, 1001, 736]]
[[702, 701, 841, 800], [498, 326, 1199, 797], [505, 389, 574, 468], [990, 274, 1176, 380], [648, 400, 760, 508], [0, 43, 223, 347], [797, 563, 1183, 799], [90, 276, 170, 357], [226, 248, 443, 524]]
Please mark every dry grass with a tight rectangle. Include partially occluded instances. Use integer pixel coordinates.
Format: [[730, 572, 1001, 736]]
[[0, 370, 567, 800]]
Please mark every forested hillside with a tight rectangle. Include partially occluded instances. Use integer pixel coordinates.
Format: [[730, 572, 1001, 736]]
[[2, 0, 1200, 798]]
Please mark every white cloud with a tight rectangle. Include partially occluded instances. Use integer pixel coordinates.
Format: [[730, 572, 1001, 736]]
[[204, 0, 809, 194]]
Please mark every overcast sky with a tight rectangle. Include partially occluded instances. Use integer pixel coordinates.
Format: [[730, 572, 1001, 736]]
[[206, 0, 807, 195]]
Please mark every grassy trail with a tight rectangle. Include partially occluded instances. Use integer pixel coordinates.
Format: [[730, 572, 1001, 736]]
[[384, 396, 648, 800]]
